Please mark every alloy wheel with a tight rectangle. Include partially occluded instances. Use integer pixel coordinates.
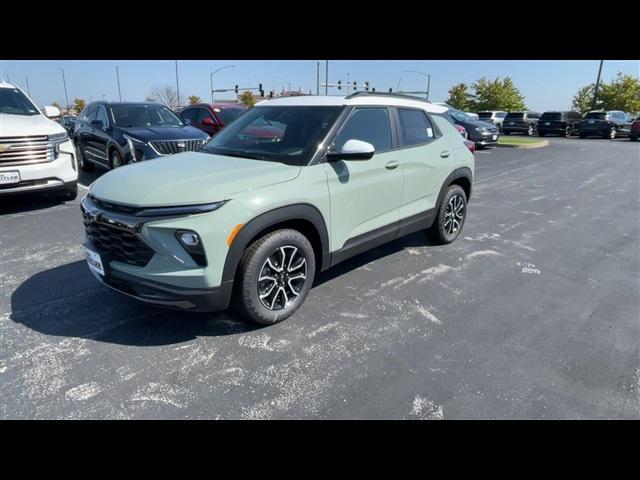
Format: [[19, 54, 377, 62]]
[[444, 194, 465, 236], [257, 245, 307, 310], [610, 128, 616, 139], [111, 151, 123, 169]]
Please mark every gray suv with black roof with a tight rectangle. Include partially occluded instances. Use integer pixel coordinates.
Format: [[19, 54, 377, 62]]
[[502, 111, 541, 136]]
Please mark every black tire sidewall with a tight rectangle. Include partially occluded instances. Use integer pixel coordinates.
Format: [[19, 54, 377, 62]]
[[430, 185, 467, 244], [110, 149, 123, 169], [234, 229, 316, 325], [77, 144, 94, 171]]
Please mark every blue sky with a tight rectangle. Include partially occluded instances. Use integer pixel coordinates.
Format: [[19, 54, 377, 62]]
[[1, 60, 638, 111]]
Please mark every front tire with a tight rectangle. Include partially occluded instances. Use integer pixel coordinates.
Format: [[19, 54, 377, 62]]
[[428, 185, 467, 245], [76, 144, 94, 171], [527, 125, 534, 136], [233, 229, 316, 325], [109, 149, 124, 169], [606, 127, 616, 140]]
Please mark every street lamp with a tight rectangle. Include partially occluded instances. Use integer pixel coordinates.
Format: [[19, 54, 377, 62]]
[[60, 68, 70, 112], [210, 64, 235, 103], [403, 70, 431, 100]]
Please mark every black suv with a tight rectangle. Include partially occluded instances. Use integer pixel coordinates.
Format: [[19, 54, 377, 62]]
[[59, 115, 77, 136], [74, 102, 209, 171], [578, 110, 634, 139], [502, 111, 541, 136], [537, 111, 582, 137]]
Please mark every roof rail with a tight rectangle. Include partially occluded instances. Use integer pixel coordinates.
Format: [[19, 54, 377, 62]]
[[345, 91, 432, 103]]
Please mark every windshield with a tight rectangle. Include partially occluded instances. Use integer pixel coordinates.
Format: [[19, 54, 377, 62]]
[[217, 108, 246, 125], [540, 112, 562, 121], [585, 112, 607, 120], [110, 105, 185, 128], [0, 87, 39, 116], [450, 111, 472, 122], [505, 112, 525, 120], [204, 106, 343, 166], [477, 112, 493, 120]]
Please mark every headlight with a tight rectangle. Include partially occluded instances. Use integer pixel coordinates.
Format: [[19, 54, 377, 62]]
[[49, 132, 69, 143], [175, 229, 207, 266], [202, 135, 211, 145], [474, 127, 485, 132], [123, 135, 147, 161]]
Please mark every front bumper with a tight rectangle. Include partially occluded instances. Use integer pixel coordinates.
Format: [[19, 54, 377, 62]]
[[80, 194, 256, 311], [471, 131, 499, 146], [88, 253, 233, 311]]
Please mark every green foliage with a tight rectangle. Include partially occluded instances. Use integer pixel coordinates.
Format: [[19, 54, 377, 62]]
[[188, 95, 201, 105], [471, 77, 526, 111], [446, 83, 473, 111], [572, 84, 598, 115], [598, 72, 640, 116], [73, 98, 86, 115], [239, 91, 255, 109]]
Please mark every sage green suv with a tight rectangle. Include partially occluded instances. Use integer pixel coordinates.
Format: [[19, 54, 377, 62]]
[[81, 93, 474, 324]]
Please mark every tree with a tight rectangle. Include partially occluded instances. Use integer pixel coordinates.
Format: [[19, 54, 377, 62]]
[[471, 77, 526, 111], [73, 98, 86, 115], [446, 83, 473, 111], [51, 101, 62, 111], [147, 85, 179, 109], [572, 84, 598, 115], [598, 72, 640, 116], [239, 91, 255, 109], [188, 95, 201, 105]]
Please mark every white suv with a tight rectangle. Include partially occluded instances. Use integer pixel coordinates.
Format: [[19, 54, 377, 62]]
[[0, 81, 78, 200]]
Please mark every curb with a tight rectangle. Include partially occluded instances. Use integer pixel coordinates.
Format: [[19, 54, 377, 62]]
[[497, 140, 550, 149]]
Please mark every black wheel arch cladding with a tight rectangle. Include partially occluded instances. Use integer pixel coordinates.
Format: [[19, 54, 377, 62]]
[[221, 203, 330, 284]]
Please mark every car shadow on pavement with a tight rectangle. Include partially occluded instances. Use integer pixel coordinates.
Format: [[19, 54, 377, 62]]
[[314, 230, 436, 286], [10, 260, 262, 347], [0, 192, 72, 215]]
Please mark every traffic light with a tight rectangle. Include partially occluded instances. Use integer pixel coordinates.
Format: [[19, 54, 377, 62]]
[[269, 90, 274, 99], [353, 81, 357, 90], [337, 80, 342, 90], [259, 83, 264, 97], [365, 81, 369, 91], [235, 85, 238, 94], [372, 87, 376, 92], [388, 88, 392, 93]]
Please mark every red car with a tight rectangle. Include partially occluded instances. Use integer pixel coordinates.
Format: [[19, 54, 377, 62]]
[[179, 103, 248, 136], [631, 118, 640, 142]]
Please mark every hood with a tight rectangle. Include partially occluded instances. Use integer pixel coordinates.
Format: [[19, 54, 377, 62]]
[[0, 112, 66, 137], [119, 125, 206, 142], [90, 152, 301, 207], [463, 119, 497, 130]]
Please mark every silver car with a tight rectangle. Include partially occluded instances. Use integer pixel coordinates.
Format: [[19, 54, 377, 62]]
[[477, 111, 508, 131]]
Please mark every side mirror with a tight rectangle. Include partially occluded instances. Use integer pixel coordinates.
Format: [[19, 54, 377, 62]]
[[202, 117, 215, 126], [91, 119, 104, 130], [326, 139, 375, 161], [42, 105, 61, 118]]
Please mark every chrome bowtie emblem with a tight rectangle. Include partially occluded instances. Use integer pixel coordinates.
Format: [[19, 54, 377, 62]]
[[177, 142, 186, 150]]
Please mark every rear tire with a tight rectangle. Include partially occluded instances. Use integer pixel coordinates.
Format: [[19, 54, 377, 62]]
[[233, 229, 316, 325], [527, 125, 534, 136], [606, 127, 616, 140], [428, 185, 467, 245]]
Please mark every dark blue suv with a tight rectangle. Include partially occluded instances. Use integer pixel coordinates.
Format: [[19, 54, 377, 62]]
[[74, 101, 209, 171]]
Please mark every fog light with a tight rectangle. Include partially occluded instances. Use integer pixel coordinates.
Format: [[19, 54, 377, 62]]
[[180, 232, 200, 246]]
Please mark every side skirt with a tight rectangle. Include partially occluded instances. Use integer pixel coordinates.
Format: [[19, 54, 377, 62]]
[[329, 209, 435, 268]]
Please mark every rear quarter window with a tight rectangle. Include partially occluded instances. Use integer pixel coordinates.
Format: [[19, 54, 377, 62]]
[[397, 108, 435, 147]]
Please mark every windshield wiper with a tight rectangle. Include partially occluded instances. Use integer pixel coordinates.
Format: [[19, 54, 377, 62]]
[[219, 151, 265, 160]]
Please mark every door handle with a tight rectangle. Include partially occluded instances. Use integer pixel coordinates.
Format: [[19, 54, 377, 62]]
[[385, 160, 400, 170], [440, 150, 451, 158]]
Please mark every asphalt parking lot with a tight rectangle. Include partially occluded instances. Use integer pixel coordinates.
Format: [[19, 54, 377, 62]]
[[1, 136, 639, 419]]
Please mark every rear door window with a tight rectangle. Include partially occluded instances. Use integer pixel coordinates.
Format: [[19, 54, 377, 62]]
[[397, 108, 435, 147], [180, 108, 198, 124]]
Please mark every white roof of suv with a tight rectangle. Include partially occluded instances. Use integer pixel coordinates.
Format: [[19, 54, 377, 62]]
[[256, 94, 448, 114]]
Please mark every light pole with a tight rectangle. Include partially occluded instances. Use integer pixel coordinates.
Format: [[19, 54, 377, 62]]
[[25, 77, 31, 97], [404, 70, 431, 100], [60, 68, 70, 113], [591, 60, 604, 111], [116, 66, 122, 101], [325, 60, 329, 96], [210, 64, 235, 103], [175, 60, 180, 108]]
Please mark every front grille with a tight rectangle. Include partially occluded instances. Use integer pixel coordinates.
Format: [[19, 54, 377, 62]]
[[0, 135, 56, 166], [149, 139, 203, 155], [487, 127, 498, 133], [82, 210, 155, 267]]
